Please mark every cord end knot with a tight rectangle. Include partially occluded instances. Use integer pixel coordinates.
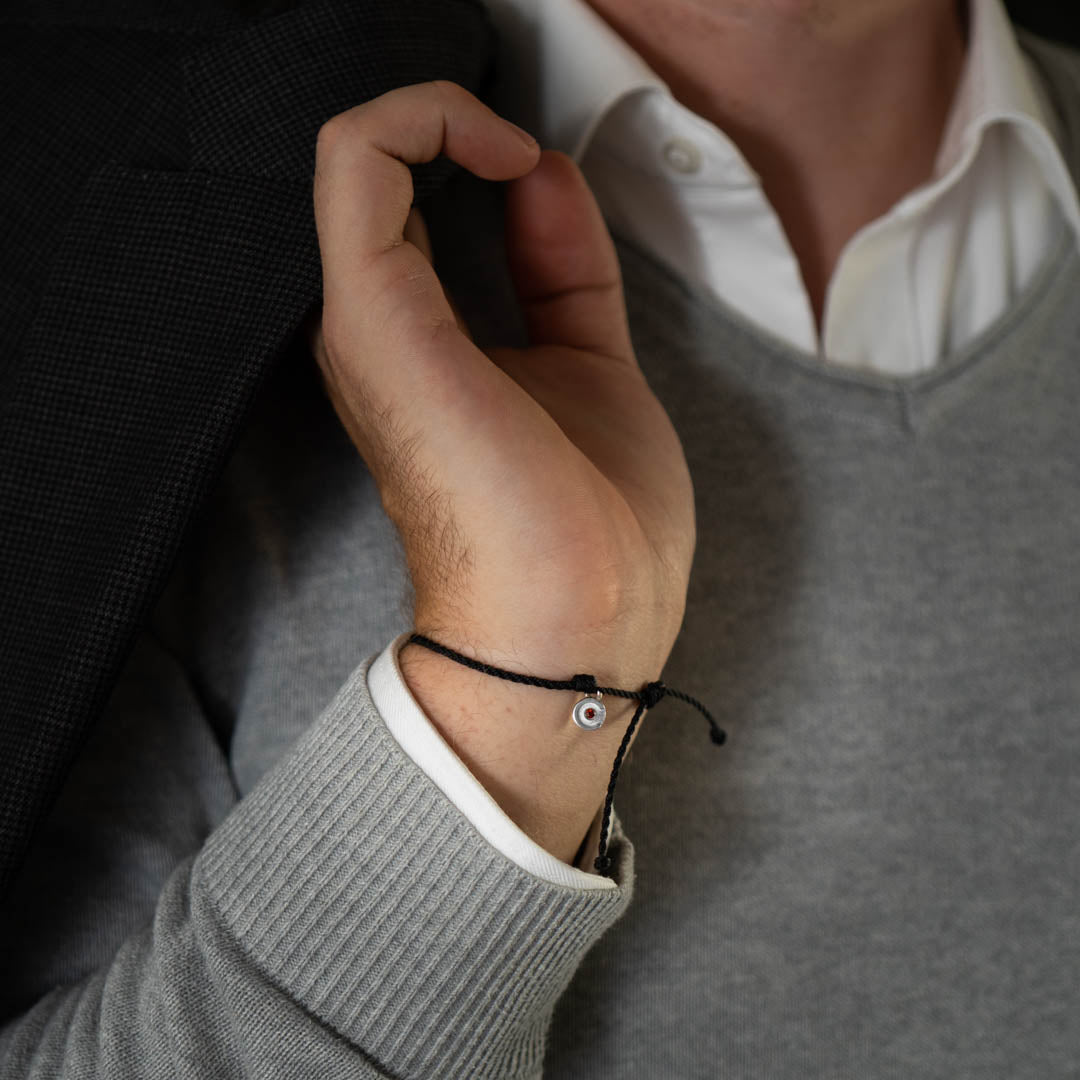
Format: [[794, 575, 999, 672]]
[[593, 854, 613, 874], [639, 681, 667, 710]]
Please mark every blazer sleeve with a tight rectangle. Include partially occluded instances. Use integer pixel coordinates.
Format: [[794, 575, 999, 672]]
[[0, 642, 634, 1080]]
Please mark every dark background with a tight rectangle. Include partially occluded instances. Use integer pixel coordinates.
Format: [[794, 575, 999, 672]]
[[1006, 3, 1080, 46]]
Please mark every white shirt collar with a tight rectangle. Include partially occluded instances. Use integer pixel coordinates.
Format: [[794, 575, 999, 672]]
[[482, 0, 662, 158], [535, 0, 666, 161], [484, 0, 1080, 234], [938, 0, 1062, 175], [926, 0, 1080, 238]]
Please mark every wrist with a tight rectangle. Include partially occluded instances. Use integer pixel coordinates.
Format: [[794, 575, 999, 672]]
[[398, 639, 640, 865], [411, 586, 683, 693]]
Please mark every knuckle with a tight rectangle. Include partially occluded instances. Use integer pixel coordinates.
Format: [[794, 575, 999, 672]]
[[315, 97, 378, 155], [317, 306, 360, 363], [427, 79, 471, 108], [316, 79, 469, 161], [315, 113, 348, 157]]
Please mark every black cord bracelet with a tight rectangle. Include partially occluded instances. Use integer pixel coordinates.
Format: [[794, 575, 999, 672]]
[[403, 632, 727, 876]]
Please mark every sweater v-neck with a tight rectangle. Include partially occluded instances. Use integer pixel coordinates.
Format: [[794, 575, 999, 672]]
[[613, 220, 1079, 435], [603, 30, 1080, 434]]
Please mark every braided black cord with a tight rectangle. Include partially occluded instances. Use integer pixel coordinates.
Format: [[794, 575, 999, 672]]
[[405, 633, 727, 875], [592, 697, 648, 873]]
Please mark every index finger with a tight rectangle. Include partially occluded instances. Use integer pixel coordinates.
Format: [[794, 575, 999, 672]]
[[313, 80, 538, 338]]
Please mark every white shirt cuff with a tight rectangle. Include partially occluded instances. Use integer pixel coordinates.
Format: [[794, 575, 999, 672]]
[[367, 632, 616, 891]]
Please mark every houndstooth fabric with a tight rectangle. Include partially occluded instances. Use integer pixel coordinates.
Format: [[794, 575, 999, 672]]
[[0, 0, 495, 897]]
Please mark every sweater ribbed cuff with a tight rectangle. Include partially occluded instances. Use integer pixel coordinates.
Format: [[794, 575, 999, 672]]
[[195, 654, 634, 1080]]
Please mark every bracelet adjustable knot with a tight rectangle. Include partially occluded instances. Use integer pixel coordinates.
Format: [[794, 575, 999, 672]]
[[404, 632, 727, 877], [638, 680, 667, 710]]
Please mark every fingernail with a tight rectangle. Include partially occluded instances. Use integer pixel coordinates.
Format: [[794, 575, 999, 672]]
[[505, 119, 539, 151]]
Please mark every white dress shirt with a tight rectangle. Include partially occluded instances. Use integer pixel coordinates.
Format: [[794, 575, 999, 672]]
[[368, 0, 1080, 889]]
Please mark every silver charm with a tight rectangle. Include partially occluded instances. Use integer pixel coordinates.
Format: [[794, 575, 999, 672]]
[[572, 693, 606, 731]]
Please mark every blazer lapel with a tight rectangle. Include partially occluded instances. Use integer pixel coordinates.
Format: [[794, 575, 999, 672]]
[[0, 0, 495, 896]]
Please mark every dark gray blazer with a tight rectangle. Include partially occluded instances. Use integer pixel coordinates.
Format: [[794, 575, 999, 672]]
[[0, 0, 494, 898]]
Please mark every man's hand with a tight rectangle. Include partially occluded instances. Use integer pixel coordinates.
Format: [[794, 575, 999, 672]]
[[309, 81, 696, 864]]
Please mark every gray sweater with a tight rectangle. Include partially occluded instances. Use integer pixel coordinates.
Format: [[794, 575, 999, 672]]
[[4, 29, 1080, 1080]]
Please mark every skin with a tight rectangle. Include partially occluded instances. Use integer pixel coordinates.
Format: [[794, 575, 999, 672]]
[[311, 87, 689, 865], [308, 2, 970, 868], [585, 0, 968, 328]]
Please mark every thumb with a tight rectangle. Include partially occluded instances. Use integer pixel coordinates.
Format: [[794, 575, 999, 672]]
[[503, 150, 636, 365]]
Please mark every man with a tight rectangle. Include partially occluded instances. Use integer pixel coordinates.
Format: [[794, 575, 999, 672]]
[[2, 0, 1079, 1076]]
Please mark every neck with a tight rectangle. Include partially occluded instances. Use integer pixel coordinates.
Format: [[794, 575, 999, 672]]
[[585, 0, 969, 331]]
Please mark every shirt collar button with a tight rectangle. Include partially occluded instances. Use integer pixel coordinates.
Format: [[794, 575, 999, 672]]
[[662, 136, 704, 175]]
